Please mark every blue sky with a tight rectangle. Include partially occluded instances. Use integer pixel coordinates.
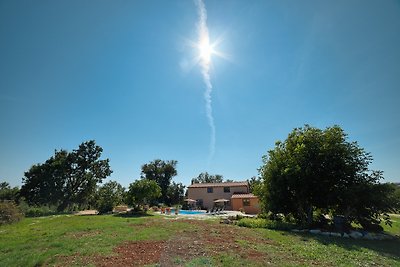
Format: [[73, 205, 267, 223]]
[[1, 0, 399, 188]]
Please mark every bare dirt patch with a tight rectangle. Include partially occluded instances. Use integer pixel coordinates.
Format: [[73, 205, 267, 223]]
[[56, 219, 275, 266], [65, 230, 101, 239], [95, 241, 166, 267], [54, 241, 166, 267], [160, 219, 274, 265], [75, 210, 98, 215]]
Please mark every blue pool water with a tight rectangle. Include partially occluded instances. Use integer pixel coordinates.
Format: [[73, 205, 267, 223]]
[[170, 209, 206, 215]]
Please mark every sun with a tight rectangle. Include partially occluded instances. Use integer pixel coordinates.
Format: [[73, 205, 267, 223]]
[[183, 32, 228, 69], [198, 36, 215, 64]]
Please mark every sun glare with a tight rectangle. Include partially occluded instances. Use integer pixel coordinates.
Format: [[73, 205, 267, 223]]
[[198, 37, 214, 64]]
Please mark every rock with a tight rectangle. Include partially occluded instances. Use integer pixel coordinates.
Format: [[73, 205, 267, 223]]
[[330, 232, 342, 237], [310, 229, 321, 234], [321, 232, 330, 236], [363, 233, 375, 240], [378, 234, 394, 240], [342, 233, 350, 238], [292, 229, 308, 233], [349, 231, 363, 239]]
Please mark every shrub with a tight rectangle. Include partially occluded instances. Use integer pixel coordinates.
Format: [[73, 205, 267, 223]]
[[19, 201, 59, 217], [0, 201, 24, 225], [309, 213, 331, 230]]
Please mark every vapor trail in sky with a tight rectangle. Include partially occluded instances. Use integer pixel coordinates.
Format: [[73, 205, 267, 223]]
[[195, 0, 216, 162]]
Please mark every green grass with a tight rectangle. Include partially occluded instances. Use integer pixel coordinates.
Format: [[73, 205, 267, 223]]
[[236, 217, 295, 230], [383, 214, 400, 236], [0, 213, 399, 266], [0, 214, 189, 266], [252, 228, 400, 266]]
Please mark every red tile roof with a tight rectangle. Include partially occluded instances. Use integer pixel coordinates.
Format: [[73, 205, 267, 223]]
[[231, 193, 258, 199], [188, 181, 248, 188]]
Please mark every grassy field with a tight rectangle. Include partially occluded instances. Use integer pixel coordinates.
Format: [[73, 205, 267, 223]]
[[0, 213, 399, 267]]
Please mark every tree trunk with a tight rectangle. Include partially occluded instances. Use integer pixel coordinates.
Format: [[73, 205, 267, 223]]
[[307, 206, 313, 226]]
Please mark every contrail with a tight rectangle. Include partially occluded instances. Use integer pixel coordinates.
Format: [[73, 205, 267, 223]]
[[195, 0, 216, 162]]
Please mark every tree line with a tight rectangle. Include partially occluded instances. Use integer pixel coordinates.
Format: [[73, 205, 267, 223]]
[[1, 125, 399, 229], [17, 143, 188, 213], [1, 141, 239, 215]]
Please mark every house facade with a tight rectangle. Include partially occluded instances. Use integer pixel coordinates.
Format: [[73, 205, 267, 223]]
[[187, 181, 259, 213]]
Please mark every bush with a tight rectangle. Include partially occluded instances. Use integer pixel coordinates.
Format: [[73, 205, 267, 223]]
[[0, 201, 24, 225], [97, 203, 114, 214], [309, 213, 331, 230], [237, 218, 295, 230], [19, 202, 59, 217]]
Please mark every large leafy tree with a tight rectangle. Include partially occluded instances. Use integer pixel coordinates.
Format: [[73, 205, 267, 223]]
[[191, 172, 224, 184], [20, 140, 112, 211], [95, 180, 125, 213], [166, 182, 185, 205], [127, 179, 161, 208], [260, 125, 399, 226], [140, 159, 177, 204], [20, 150, 69, 207]]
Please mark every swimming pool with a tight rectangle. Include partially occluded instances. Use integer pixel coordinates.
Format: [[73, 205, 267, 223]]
[[170, 209, 206, 215]]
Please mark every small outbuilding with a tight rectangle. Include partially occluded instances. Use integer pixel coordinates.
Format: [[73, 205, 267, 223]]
[[231, 193, 260, 214]]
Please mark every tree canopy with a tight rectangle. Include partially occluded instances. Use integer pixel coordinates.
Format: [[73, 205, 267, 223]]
[[247, 176, 262, 195], [95, 180, 125, 213], [191, 172, 224, 184], [166, 181, 185, 205], [259, 125, 399, 227], [127, 179, 161, 207], [140, 159, 177, 205], [20, 140, 112, 211]]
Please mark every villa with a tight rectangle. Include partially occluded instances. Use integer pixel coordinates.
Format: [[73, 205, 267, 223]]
[[187, 181, 260, 214]]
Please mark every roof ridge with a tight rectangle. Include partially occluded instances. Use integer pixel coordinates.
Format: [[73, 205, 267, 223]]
[[188, 181, 249, 188]]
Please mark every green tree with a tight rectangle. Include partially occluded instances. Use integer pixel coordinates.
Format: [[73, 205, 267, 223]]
[[0, 182, 20, 202], [140, 159, 177, 205], [166, 182, 185, 205], [20, 150, 69, 207], [20, 140, 112, 211], [95, 181, 125, 213], [247, 176, 262, 194], [260, 125, 399, 226], [191, 172, 224, 184], [127, 179, 161, 208]]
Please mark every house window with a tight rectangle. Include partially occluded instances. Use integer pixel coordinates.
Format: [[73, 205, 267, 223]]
[[207, 187, 213, 193], [223, 187, 230, 193], [243, 199, 250, 206]]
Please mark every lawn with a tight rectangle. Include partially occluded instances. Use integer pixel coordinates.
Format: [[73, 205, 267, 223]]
[[0, 213, 399, 266]]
